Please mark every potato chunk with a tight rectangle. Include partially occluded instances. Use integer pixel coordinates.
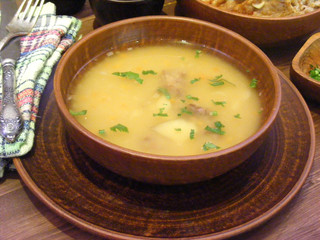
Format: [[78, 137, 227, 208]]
[[153, 119, 197, 144]]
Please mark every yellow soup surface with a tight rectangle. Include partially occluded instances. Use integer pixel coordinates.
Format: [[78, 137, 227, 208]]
[[68, 45, 262, 156]]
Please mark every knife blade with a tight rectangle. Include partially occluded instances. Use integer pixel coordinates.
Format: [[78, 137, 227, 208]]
[[0, 0, 23, 142]]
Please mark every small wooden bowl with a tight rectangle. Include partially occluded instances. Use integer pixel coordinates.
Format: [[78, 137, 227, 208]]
[[177, 0, 320, 48], [54, 16, 281, 185], [291, 33, 320, 103]]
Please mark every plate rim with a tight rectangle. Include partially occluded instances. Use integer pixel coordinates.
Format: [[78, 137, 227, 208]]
[[13, 69, 316, 240]]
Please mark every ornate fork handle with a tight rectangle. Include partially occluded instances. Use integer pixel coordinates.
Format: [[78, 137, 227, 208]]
[[0, 59, 23, 142]]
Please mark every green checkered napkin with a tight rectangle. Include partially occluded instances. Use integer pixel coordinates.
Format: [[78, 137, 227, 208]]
[[0, 2, 82, 177]]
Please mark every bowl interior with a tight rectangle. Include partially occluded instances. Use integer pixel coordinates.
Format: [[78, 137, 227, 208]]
[[55, 16, 280, 158], [297, 38, 320, 81]]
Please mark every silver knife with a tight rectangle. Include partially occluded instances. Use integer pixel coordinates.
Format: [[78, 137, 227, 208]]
[[0, 0, 23, 142]]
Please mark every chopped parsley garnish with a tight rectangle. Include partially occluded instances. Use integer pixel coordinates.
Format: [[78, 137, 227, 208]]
[[153, 108, 168, 117], [234, 114, 241, 119], [250, 78, 258, 88], [195, 50, 202, 58], [309, 65, 320, 81], [186, 95, 199, 101], [210, 111, 218, 116], [212, 100, 226, 107], [175, 128, 182, 131], [112, 71, 143, 84], [205, 121, 225, 135], [209, 75, 235, 87], [190, 129, 195, 139], [69, 110, 87, 116], [190, 78, 200, 84], [158, 88, 171, 99], [203, 142, 220, 151], [142, 70, 157, 75], [98, 129, 106, 135], [110, 124, 129, 132], [177, 107, 193, 116]]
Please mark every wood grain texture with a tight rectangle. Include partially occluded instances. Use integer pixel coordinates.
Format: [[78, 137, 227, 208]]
[[1, 1, 320, 239]]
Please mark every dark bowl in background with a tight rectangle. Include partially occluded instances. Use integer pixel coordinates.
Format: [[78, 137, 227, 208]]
[[89, 0, 165, 25], [46, 0, 86, 15]]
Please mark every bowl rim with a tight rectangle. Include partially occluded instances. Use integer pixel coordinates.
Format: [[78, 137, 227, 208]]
[[292, 32, 320, 86], [54, 15, 281, 162], [187, 0, 320, 21]]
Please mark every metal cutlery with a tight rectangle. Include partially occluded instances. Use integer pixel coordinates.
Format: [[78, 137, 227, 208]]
[[0, 0, 44, 142]]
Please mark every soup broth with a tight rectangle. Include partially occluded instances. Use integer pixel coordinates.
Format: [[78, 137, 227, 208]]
[[68, 45, 262, 156]]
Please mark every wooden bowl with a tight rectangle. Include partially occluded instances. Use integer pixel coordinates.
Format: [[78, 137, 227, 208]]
[[54, 16, 281, 185], [291, 33, 320, 103], [89, 0, 165, 25], [177, 0, 320, 48]]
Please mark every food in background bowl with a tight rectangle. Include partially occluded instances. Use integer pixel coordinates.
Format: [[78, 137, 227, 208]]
[[200, 0, 320, 17], [178, 0, 320, 47], [54, 16, 281, 185], [68, 44, 262, 156]]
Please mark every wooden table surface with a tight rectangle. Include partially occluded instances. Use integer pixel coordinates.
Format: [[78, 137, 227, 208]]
[[1, 1, 319, 239]]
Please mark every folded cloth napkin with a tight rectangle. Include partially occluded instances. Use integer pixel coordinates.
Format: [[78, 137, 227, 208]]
[[0, 2, 82, 177]]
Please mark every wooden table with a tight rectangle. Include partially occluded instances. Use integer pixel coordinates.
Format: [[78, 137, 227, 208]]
[[1, 1, 319, 239]]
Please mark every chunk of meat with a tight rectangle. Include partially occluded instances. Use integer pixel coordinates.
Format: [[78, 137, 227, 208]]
[[159, 69, 186, 97], [188, 104, 210, 116]]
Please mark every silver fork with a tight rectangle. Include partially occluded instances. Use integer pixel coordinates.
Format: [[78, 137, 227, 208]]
[[0, 0, 45, 51], [0, 0, 44, 142]]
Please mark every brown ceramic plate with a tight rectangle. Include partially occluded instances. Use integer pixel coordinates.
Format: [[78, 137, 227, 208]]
[[14, 69, 315, 239]]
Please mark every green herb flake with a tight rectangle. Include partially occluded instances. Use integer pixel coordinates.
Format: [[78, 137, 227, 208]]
[[234, 113, 241, 119], [250, 78, 258, 88], [195, 50, 202, 58], [98, 129, 106, 135], [203, 142, 220, 151], [190, 78, 200, 84], [205, 121, 225, 135], [153, 108, 168, 117], [210, 111, 218, 116], [309, 65, 320, 81], [110, 124, 129, 132], [175, 128, 182, 131], [209, 75, 235, 87], [112, 71, 143, 84], [190, 129, 195, 139], [142, 70, 157, 75], [69, 109, 87, 116], [178, 107, 193, 116], [212, 100, 226, 107], [186, 95, 199, 101], [158, 88, 171, 99]]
